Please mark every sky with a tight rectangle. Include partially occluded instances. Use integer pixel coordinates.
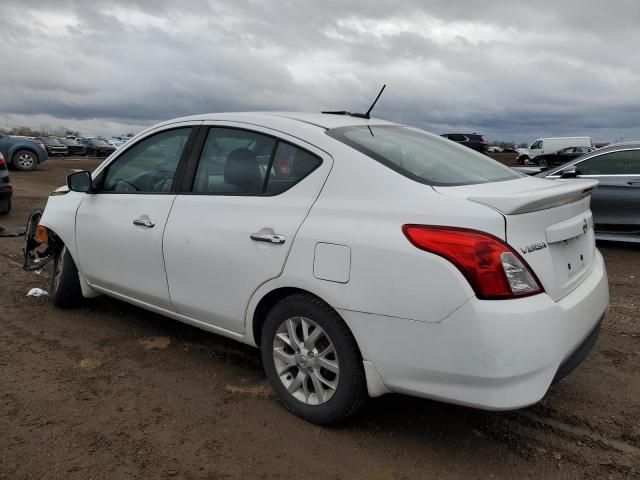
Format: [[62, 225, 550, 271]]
[[1, 0, 640, 143]]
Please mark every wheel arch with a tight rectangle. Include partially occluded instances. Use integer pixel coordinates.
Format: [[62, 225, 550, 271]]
[[249, 285, 389, 399], [10, 146, 40, 165], [250, 286, 359, 354]]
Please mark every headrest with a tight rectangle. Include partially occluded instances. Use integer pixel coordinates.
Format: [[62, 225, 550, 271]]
[[224, 148, 261, 190]]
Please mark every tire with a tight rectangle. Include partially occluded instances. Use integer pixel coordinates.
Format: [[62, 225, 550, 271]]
[[261, 293, 367, 424], [50, 246, 83, 308], [0, 198, 10, 215], [538, 158, 548, 168], [12, 150, 39, 171]]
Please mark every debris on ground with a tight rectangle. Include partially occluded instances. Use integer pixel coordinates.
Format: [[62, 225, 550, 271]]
[[26, 287, 48, 297]]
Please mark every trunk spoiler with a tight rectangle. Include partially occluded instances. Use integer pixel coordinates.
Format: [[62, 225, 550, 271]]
[[435, 178, 598, 215]]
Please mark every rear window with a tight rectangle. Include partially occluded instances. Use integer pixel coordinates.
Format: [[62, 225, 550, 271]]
[[326, 125, 519, 186]]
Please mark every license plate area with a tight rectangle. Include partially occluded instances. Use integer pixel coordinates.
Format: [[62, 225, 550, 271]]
[[549, 230, 595, 290]]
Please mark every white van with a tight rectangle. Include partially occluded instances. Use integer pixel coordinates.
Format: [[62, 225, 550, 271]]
[[517, 137, 593, 164]]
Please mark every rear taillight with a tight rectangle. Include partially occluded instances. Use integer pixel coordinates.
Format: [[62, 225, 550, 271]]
[[0, 153, 5, 167], [402, 225, 543, 300]]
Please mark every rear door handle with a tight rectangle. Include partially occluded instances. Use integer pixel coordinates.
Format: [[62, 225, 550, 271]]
[[627, 180, 640, 186], [133, 216, 155, 228], [250, 233, 285, 244]]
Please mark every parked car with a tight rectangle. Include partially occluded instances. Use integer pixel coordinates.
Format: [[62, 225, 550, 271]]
[[76, 137, 116, 157], [36, 137, 69, 157], [536, 142, 640, 243], [58, 137, 87, 156], [0, 153, 12, 214], [27, 112, 608, 424], [441, 133, 488, 154], [0, 131, 48, 170], [517, 137, 593, 164], [487, 146, 503, 153], [534, 146, 596, 168], [104, 137, 125, 148]]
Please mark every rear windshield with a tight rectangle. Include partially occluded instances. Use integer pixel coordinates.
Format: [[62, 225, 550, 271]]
[[326, 125, 520, 186]]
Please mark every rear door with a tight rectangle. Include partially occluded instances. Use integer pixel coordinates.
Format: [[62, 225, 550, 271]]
[[162, 124, 333, 334], [75, 125, 197, 310]]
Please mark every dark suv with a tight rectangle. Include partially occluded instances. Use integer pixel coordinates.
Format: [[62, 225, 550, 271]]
[[76, 137, 116, 157], [36, 137, 68, 157], [441, 133, 488, 154]]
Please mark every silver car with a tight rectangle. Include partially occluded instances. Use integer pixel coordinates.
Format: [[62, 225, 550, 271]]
[[536, 142, 640, 243]]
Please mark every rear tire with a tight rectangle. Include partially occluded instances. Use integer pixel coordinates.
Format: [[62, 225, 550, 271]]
[[261, 293, 367, 424], [50, 246, 83, 308], [0, 198, 10, 215]]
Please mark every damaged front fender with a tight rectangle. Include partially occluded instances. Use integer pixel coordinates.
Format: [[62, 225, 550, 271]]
[[23, 209, 59, 271]]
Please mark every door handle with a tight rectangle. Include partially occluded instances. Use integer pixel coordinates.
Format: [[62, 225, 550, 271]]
[[250, 233, 286, 244], [133, 216, 155, 228], [627, 180, 640, 186]]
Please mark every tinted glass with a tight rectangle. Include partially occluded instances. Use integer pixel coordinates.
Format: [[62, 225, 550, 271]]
[[193, 128, 276, 195], [101, 128, 191, 193], [265, 142, 321, 195], [530, 140, 542, 149], [577, 150, 640, 175], [448, 134, 467, 142], [327, 125, 519, 186]]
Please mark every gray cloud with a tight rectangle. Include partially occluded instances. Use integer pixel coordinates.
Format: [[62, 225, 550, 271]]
[[1, 0, 639, 142]]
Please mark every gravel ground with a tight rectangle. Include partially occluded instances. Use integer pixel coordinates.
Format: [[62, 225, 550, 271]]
[[1, 158, 638, 479]]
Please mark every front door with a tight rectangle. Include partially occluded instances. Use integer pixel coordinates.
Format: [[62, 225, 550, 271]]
[[75, 126, 195, 310], [163, 125, 332, 333]]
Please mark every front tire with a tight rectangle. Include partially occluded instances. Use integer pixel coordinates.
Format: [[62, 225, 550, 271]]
[[50, 246, 83, 308], [12, 150, 38, 171], [261, 294, 367, 424]]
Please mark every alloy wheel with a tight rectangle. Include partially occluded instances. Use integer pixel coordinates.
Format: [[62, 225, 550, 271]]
[[272, 316, 339, 405], [17, 153, 35, 169]]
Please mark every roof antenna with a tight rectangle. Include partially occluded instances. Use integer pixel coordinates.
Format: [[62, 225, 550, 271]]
[[352, 84, 386, 119], [322, 84, 387, 119]]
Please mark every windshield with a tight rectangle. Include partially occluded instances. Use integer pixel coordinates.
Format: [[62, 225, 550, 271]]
[[326, 125, 520, 186], [40, 137, 63, 145]]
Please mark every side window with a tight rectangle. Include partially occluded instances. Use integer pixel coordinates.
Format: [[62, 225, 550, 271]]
[[577, 150, 640, 175], [101, 128, 191, 193], [193, 128, 276, 195], [192, 128, 322, 196], [265, 142, 322, 195], [530, 140, 543, 150]]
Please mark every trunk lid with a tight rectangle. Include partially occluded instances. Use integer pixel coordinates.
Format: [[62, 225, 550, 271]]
[[435, 177, 599, 301]]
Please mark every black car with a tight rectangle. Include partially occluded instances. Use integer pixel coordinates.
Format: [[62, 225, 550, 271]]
[[58, 137, 87, 156], [536, 142, 640, 243], [0, 152, 12, 215], [76, 137, 116, 157], [36, 137, 69, 157], [534, 146, 595, 168], [441, 133, 488, 154]]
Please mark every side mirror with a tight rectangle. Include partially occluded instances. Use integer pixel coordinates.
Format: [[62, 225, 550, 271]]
[[560, 167, 578, 179], [67, 170, 92, 192]]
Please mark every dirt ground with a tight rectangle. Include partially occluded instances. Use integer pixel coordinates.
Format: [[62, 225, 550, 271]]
[[1, 158, 638, 479]]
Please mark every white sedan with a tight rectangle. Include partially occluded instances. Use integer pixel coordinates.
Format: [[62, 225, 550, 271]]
[[26, 112, 609, 424]]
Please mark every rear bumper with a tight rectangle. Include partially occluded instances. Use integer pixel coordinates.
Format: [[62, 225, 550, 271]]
[[340, 250, 609, 409]]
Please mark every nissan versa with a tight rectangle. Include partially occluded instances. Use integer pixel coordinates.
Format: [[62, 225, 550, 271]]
[[24, 112, 609, 424]]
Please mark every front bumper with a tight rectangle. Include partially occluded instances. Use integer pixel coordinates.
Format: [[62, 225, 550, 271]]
[[340, 250, 609, 410], [0, 187, 11, 200]]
